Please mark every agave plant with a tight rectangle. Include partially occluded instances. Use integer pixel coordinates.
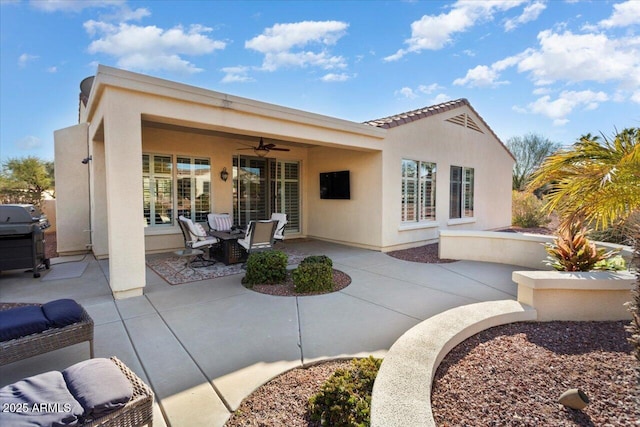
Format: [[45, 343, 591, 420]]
[[544, 221, 619, 271]]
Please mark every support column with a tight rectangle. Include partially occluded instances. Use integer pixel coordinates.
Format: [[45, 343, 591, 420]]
[[102, 95, 145, 299]]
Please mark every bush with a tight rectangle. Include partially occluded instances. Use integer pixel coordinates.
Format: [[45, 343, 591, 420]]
[[299, 255, 333, 268], [544, 221, 619, 271], [242, 250, 288, 286], [512, 190, 551, 228], [308, 356, 382, 427], [293, 262, 333, 293]]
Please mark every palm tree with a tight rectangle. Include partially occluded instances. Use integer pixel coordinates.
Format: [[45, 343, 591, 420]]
[[527, 128, 640, 230]]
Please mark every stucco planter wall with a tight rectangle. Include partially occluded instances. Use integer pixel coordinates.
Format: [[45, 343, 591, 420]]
[[513, 270, 635, 321], [439, 230, 633, 270]]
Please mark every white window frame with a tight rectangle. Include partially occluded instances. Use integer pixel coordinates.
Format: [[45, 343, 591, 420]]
[[401, 159, 437, 225], [143, 153, 211, 228], [449, 165, 474, 221]]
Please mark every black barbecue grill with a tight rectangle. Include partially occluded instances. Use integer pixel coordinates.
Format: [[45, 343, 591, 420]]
[[0, 204, 51, 277]]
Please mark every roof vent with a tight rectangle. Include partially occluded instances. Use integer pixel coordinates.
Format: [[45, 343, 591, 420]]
[[445, 113, 484, 134]]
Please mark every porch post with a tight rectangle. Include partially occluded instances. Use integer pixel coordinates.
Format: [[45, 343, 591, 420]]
[[102, 97, 145, 299]]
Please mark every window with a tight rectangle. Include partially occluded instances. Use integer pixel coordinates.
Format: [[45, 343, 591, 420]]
[[401, 159, 436, 223], [450, 166, 474, 219], [143, 154, 210, 227], [177, 157, 211, 223], [143, 154, 173, 226], [233, 156, 300, 232]]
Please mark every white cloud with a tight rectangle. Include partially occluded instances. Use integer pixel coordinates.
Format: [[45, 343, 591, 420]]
[[453, 64, 508, 87], [221, 66, 254, 83], [47, 66, 58, 73], [518, 30, 640, 87], [16, 135, 42, 150], [384, 0, 526, 61], [321, 73, 351, 82], [395, 87, 418, 99], [84, 21, 226, 74], [504, 1, 546, 32], [18, 53, 38, 67], [527, 90, 609, 125], [245, 21, 349, 71], [30, 0, 125, 12], [597, 0, 640, 29], [429, 93, 453, 105]]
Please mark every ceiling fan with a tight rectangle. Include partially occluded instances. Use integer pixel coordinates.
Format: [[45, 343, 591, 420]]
[[238, 137, 290, 157]]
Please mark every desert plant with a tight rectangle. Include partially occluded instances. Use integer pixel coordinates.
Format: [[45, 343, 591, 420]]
[[511, 190, 551, 228], [528, 128, 640, 231], [506, 133, 560, 191], [242, 250, 288, 286], [293, 262, 333, 293], [308, 356, 382, 427], [299, 254, 333, 268], [544, 221, 619, 271]]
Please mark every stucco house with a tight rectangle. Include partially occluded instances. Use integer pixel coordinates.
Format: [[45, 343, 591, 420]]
[[54, 65, 514, 299]]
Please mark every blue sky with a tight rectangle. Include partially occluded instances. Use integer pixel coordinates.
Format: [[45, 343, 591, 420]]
[[1, 0, 639, 163]]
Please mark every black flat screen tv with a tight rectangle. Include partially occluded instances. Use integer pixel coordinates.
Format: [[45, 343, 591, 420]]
[[320, 170, 350, 200]]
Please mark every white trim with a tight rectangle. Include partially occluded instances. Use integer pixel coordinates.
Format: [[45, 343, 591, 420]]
[[447, 217, 476, 226], [398, 221, 439, 231]]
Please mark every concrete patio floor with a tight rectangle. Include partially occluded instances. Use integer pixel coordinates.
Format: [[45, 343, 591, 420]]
[[0, 240, 523, 426]]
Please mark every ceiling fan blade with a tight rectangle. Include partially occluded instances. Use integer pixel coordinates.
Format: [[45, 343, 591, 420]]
[[263, 143, 277, 149], [269, 147, 290, 152]]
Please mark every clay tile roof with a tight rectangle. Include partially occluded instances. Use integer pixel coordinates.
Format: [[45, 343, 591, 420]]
[[363, 98, 515, 160], [363, 98, 471, 129]]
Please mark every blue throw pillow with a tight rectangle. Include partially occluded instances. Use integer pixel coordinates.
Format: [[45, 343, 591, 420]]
[[0, 370, 84, 426], [42, 299, 84, 327], [0, 305, 52, 342], [62, 358, 133, 421]]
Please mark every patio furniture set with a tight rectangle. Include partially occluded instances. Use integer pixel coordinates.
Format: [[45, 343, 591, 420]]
[[0, 300, 154, 426], [177, 212, 287, 269]]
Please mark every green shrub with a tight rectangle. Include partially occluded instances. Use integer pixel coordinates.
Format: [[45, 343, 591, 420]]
[[299, 255, 333, 268], [512, 190, 551, 228], [242, 250, 288, 286], [292, 262, 333, 293], [308, 356, 382, 427]]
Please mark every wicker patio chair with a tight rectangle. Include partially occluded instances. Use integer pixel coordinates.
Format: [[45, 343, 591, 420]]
[[0, 302, 94, 366], [84, 356, 154, 427]]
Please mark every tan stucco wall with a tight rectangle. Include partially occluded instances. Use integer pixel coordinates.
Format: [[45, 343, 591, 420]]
[[306, 146, 383, 249], [380, 106, 514, 251], [514, 270, 635, 321], [54, 123, 91, 255]]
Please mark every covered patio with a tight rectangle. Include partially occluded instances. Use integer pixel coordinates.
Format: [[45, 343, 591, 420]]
[[0, 239, 521, 426]]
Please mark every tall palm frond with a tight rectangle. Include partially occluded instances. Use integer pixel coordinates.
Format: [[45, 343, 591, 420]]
[[527, 128, 640, 230]]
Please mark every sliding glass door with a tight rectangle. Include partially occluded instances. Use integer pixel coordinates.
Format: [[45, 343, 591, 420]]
[[233, 156, 300, 233]]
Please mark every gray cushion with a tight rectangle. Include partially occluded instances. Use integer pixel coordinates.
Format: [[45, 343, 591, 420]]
[[0, 305, 52, 342], [0, 370, 84, 426], [62, 358, 133, 420], [42, 299, 84, 327]]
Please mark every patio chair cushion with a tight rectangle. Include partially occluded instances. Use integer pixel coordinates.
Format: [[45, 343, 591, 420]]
[[194, 223, 208, 241], [42, 299, 84, 327], [0, 370, 84, 426], [215, 216, 233, 232], [62, 358, 133, 420], [0, 305, 52, 342]]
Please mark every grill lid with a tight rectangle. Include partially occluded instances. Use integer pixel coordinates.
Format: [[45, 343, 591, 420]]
[[0, 204, 50, 228]]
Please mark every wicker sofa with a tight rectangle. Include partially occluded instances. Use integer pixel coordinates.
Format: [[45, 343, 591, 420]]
[[0, 302, 94, 366], [0, 356, 153, 427]]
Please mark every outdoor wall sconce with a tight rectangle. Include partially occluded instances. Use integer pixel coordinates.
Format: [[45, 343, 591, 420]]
[[220, 167, 229, 182]]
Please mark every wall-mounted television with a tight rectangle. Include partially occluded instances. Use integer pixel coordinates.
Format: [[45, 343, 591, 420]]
[[320, 170, 350, 200]]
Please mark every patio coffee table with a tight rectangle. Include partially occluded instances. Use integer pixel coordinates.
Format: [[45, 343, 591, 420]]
[[208, 230, 247, 265]]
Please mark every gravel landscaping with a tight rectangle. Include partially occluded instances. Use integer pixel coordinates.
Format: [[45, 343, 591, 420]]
[[248, 269, 351, 296], [432, 321, 638, 426]]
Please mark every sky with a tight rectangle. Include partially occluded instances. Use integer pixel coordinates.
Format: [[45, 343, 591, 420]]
[[1, 0, 639, 163]]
